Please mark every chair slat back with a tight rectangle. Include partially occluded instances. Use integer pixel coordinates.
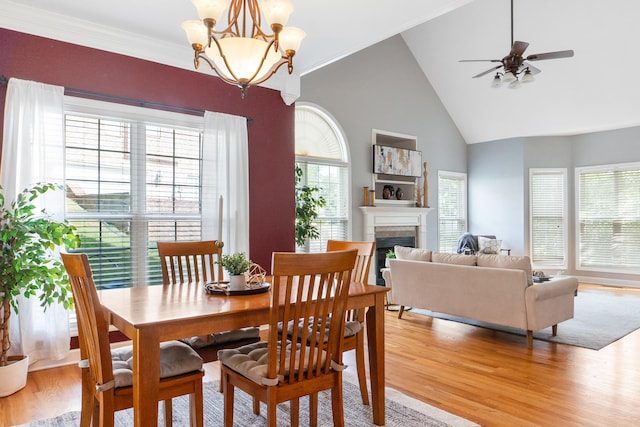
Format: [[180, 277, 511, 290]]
[[326, 240, 375, 322], [60, 253, 114, 388], [157, 240, 222, 285], [326, 240, 375, 284], [268, 250, 357, 384]]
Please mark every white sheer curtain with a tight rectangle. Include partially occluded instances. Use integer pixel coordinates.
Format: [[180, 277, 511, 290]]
[[202, 111, 250, 268], [0, 78, 70, 363]]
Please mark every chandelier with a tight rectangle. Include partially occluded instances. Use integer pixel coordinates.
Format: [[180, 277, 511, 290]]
[[182, 0, 306, 98]]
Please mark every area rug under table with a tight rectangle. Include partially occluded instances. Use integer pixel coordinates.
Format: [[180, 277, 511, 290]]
[[410, 287, 640, 350], [15, 377, 478, 427]]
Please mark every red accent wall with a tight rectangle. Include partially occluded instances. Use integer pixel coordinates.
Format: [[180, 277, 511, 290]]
[[0, 28, 295, 271]]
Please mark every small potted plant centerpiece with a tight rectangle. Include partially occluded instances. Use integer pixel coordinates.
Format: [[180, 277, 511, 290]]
[[0, 183, 80, 396], [217, 252, 252, 291]]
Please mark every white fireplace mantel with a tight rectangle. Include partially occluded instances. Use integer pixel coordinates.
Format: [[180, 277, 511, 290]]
[[359, 206, 433, 249]]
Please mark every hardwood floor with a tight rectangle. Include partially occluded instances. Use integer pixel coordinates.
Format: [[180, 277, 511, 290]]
[[1, 284, 639, 426]]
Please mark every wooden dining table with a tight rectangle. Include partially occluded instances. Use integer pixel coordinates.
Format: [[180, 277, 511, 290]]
[[99, 280, 389, 427]]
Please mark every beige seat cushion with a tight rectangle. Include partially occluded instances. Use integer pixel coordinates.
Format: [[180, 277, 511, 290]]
[[111, 340, 203, 388], [432, 252, 478, 266], [181, 326, 260, 349], [394, 246, 432, 262], [477, 254, 533, 286], [218, 341, 340, 387]]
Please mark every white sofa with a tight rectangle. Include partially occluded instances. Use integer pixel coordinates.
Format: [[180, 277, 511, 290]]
[[382, 247, 578, 348]]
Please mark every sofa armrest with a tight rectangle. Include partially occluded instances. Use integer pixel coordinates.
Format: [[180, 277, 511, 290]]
[[526, 277, 578, 302], [381, 268, 393, 302], [525, 276, 578, 330]]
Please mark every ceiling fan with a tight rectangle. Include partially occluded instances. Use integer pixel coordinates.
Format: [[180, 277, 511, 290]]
[[459, 0, 574, 88]]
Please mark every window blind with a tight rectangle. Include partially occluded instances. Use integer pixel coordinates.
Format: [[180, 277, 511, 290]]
[[296, 161, 348, 253], [578, 163, 640, 272], [530, 169, 567, 268], [438, 171, 467, 253], [65, 109, 204, 289], [295, 104, 350, 254]]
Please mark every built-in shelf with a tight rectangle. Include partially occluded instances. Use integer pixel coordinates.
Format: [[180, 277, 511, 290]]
[[370, 129, 424, 207]]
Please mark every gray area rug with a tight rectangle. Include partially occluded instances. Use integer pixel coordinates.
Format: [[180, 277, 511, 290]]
[[412, 288, 640, 350], [15, 376, 478, 427]]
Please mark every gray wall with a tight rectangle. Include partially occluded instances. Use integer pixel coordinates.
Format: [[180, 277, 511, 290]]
[[299, 35, 467, 249], [468, 138, 526, 255], [471, 128, 640, 283]]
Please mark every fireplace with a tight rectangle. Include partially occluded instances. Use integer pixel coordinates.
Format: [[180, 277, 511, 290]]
[[375, 235, 415, 285], [359, 206, 433, 285]]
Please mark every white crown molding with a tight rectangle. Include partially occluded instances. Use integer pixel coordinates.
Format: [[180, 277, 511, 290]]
[[0, 1, 295, 101]]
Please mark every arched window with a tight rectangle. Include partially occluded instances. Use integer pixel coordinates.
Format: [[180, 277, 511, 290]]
[[295, 103, 350, 252]]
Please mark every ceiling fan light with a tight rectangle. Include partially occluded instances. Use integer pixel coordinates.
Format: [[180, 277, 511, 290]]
[[502, 71, 516, 83], [491, 73, 503, 88], [508, 78, 521, 89], [521, 69, 535, 83]]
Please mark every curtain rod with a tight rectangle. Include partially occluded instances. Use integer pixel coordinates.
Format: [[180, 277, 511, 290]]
[[0, 74, 253, 123]]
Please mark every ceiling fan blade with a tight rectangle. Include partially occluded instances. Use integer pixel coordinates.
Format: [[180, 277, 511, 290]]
[[510, 40, 529, 57], [526, 50, 574, 61], [521, 62, 542, 75], [459, 59, 502, 63], [472, 65, 502, 78]]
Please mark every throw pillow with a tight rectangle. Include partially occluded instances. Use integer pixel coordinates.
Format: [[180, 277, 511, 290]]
[[478, 236, 502, 254], [394, 245, 432, 262], [431, 252, 477, 266]]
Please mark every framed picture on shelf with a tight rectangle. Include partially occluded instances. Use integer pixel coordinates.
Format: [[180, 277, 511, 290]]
[[373, 145, 422, 177]]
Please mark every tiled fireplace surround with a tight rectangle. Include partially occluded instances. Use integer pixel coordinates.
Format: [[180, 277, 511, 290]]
[[360, 206, 433, 285]]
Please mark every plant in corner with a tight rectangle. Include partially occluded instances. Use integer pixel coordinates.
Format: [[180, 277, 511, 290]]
[[295, 165, 326, 247], [0, 183, 80, 395]]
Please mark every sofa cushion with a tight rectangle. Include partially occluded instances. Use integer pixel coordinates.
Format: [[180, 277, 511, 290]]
[[477, 254, 533, 286], [394, 246, 432, 262], [477, 236, 502, 254], [432, 252, 477, 266]]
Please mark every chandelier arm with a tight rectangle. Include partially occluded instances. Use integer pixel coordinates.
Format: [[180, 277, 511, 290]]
[[248, 58, 289, 86], [242, 39, 283, 86]]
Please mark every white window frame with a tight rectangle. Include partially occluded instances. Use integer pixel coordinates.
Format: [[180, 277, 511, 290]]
[[64, 97, 206, 288], [295, 103, 351, 252], [437, 170, 467, 253], [529, 168, 568, 270], [576, 162, 640, 274]]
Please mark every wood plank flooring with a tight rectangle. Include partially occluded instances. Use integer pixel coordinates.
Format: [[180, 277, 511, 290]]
[[1, 284, 639, 426]]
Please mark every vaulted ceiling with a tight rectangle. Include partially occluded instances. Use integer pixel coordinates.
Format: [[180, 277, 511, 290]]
[[2, 0, 639, 144]]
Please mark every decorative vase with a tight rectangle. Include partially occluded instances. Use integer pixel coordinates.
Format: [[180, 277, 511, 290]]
[[0, 355, 29, 397], [382, 185, 394, 199], [229, 274, 247, 291], [395, 187, 404, 200]]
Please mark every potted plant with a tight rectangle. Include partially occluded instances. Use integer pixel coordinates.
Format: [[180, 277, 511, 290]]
[[0, 183, 80, 396], [295, 165, 326, 247], [217, 252, 252, 291], [385, 249, 396, 267]]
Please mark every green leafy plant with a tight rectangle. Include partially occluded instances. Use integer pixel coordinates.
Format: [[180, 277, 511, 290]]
[[295, 165, 326, 247], [386, 249, 396, 259], [217, 252, 252, 276], [1, 183, 80, 366]]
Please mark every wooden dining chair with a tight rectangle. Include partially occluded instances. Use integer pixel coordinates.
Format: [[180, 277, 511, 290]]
[[326, 239, 375, 406], [60, 252, 204, 427], [218, 249, 358, 427], [157, 240, 260, 352]]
